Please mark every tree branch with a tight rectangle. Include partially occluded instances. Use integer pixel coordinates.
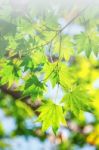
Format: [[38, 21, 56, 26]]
[[0, 84, 40, 110]]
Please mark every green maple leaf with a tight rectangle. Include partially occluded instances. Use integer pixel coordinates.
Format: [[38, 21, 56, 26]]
[[23, 75, 44, 100], [20, 55, 34, 71], [37, 100, 66, 133], [62, 86, 91, 116], [75, 33, 92, 57], [0, 64, 18, 87]]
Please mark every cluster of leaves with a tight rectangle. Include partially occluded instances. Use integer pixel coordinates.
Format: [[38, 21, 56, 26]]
[[0, 0, 99, 134]]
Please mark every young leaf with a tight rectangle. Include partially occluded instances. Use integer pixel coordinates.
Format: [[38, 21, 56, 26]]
[[43, 62, 59, 87], [23, 75, 44, 100], [62, 86, 91, 116], [20, 55, 34, 71], [0, 64, 18, 87], [37, 100, 66, 133]]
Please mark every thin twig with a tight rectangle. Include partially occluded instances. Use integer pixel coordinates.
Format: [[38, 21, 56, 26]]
[[9, 6, 88, 59]]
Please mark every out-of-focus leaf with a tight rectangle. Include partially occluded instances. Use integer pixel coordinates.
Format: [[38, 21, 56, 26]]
[[62, 86, 91, 116]]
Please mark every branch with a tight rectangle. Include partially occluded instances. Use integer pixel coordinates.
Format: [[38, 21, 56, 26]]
[[0, 84, 40, 110], [8, 6, 88, 60]]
